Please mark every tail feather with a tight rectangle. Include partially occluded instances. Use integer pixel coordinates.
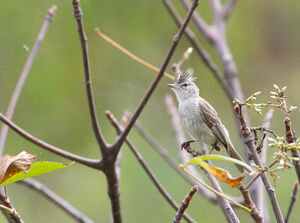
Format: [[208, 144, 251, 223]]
[[225, 143, 246, 173]]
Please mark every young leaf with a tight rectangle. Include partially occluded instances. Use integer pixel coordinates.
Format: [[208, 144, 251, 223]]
[[0, 161, 74, 187], [197, 154, 255, 173]]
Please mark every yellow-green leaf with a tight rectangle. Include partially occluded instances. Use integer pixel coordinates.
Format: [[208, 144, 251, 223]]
[[182, 157, 245, 187], [0, 161, 74, 187]]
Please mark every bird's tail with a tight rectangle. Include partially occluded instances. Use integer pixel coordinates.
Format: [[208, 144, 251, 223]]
[[225, 143, 246, 173]]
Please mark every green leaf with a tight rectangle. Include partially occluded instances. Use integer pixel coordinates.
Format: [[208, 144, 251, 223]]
[[184, 154, 255, 173], [0, 161, 74, 187]]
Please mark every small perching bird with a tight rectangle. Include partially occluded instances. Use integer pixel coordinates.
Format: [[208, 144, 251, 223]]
[[168, 72, 245, 173]]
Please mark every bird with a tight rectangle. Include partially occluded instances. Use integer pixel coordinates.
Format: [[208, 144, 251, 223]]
[[168, 72, 245, 173]]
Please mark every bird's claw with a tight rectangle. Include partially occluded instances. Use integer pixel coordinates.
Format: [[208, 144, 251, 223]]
[[180, 140, 195, 150]]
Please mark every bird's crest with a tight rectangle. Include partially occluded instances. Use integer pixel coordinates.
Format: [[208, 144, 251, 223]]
[[175, 72, 196, 84]]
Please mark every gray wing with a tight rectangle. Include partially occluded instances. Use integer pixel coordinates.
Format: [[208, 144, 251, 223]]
[[198, 99, 228, 147]]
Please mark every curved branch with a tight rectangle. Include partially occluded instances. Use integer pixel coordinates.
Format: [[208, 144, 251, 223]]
[[72, 0, 107, 152], [0, 113, 100, 169]]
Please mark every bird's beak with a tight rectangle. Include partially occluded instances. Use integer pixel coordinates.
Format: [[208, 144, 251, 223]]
[[168, 84, 176, 89]]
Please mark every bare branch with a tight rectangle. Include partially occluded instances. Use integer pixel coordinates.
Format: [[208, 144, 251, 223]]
[[71, 0, 107, 152], [252, 108, 274, 222], [0, 113, 100, 169], [284, 182, 299, 223], [105, 111, 196, 223], [223, 0, 238, 20], [238, 184, 262, 223], [173, 185, 198, 223], [179, 0, 214, 43], [113, 0, 199, 154], [234, 105, 284, 223], [0, 5, 57, 155], [162, 0, 233, 99], [0, 191, 24, 223], [18, 179, 93, 223]]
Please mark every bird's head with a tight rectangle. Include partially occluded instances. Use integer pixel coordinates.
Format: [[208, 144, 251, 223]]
[[168, 72, 199, 101]]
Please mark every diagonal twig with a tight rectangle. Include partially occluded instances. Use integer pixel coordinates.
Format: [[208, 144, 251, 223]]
[[112, 0, 199, 154], [72, 0, 107, 152], [162, 0, 233, 99], [105, 111, 196, 223], [223, 0, 238, 20], [284, 181, 299, 223], [0, 5, 57, 156], [173, 185, 198, 223], [0, 113, 99, 169], [18, 179, 93, 223]]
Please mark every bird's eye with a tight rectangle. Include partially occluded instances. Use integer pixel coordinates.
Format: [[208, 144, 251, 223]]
[[182, 83, 188, 87]]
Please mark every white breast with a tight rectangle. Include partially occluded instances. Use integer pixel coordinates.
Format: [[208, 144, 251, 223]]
[[178, 97, 216, 145]]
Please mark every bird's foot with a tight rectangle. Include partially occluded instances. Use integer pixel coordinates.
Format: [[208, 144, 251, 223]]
[[181, 140, 201, 157], [180, 140, 195, 150], [208, 144, 221, 154]]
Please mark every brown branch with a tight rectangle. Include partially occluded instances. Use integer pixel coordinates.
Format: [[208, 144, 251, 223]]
[[71, 0, 107, 152], [172, 185, 198, 223], [284, 116, 300, 184], [112, 0, 199, 154], [162, 0, 233, 99], [238, 185, 262, 223], [0, 5, 57, 156], [284, 182, 299, 223], [105, 111, 196, 223], [234, 105, 284, 223], [17, 179, 93, 223], [0, 113, 100, 169], [0, 191, 24, 223]]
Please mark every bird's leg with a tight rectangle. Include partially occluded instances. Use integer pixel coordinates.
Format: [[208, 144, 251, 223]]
[[209, 143, 221, 154], [180, 140, 195, 150]]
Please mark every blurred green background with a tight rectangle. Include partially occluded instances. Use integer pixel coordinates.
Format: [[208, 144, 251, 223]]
[[1, 0, 300, 222]]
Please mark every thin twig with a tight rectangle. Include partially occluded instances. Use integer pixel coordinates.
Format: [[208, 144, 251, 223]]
[[172, 185, 198, 223], [284, 182, 299, 223], [18, 179, 93, 223], [222, 0, 238, 20], [105, 111, 196, 223], [255, 108, 274, 223], [0, 191, 24, 223], [94, 29, 174, 80], [238, 184, 262, 223], [0, 5, 57, 156], [112, 0, 199, 154], [234, 105, 284, 223], [0, 113, 100, 169], [72, 0, 107, 152], [162, 0, 233, 99]]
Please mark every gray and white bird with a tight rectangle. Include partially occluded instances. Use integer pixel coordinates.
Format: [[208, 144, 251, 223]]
[[168, 72, 245, 173]]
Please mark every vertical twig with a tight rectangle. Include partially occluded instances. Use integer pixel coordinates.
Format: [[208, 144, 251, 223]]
[[0, 5, 57, 156], [72, 0, 107, 151], [17, 179, 93, 223], [284, 182, 299, 223], [172, 185, 198, 223], [112, 0, 199, 153]]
